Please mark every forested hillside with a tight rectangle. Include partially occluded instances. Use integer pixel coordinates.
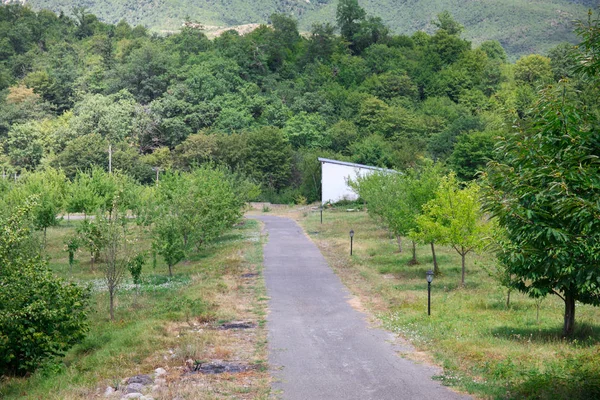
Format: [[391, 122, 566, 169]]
[[0, 2, 598, 204], [24, 0, 594, 58]]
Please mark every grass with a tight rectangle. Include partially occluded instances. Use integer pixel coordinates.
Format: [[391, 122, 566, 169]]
[[300, 208, 600, 399], [0, 219, 270, 399]]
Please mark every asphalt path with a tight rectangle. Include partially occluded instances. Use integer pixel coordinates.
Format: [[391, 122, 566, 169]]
[[251, 215, 470, 400]]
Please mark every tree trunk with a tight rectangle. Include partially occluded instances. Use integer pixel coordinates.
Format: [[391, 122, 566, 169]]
[[43, 227, 47, 246], [410, 241, 418, 264], [168, 264, 173, 277], [91, 255, 95, 272], [563, 294, 575, 337], [109, 289, 115, 321], [461, 251, 466, 286], [430, 242, 439, 275], [396, 236, 402, 253], [506, 288, 511, 308]]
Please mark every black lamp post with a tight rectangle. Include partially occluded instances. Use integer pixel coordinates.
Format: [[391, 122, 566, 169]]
[[320, 205, 323, 224], [426, 270, 434, 315], [349, 229, 354, 256]]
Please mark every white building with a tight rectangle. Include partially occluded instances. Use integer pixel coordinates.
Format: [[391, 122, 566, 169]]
[[318, 158, 392, 204]]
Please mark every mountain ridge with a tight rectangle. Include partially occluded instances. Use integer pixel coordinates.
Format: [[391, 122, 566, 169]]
[[21, 0, 597, 59]]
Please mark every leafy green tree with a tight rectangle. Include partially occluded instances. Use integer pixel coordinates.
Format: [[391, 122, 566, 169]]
[[305, 23, 338, 64], [349, 134, 395, 167], [416, 173, 490, 286], [482, 82, 600, 337], [283, 112, 329, 149], [513, 54, 553, 86], [173, 132, 217, 170], [114, 41, 175, 104], [432, 11, 464, 36], [448, 130, 497, 180], [66, 170, 100, 217], [478, 40, 507, 62], [245, 127, 292, 191], [153, 212, 185, 277], [336, 0, 366, 48], [574, 10, 600, 78], [5, 122, 44, 171], [54, 133, 109, 179], [0, 200, 89, 375], [77, 219, 106, 271], [25, 168, 66, 240]]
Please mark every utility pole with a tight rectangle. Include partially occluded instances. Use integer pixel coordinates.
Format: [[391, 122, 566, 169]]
[[108, 144, 112, 173]]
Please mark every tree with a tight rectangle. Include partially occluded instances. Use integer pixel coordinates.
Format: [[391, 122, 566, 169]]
[[482, 82, 600, 337], [405, 162, 443, 271], [0, 200, 89, 375], [54, 134, 109, 179], [153, 212, 185, 277], [6, 168, 67, 242], [244, 127, 292, 191], [6, 122, 44, 171], [416, 173, 490, 286], [336, 0, 366, 47], [448, 130, 497, 181], [513, 54, 553, 86], [100, 205, 131, 321], [432, 11, 464, 36]]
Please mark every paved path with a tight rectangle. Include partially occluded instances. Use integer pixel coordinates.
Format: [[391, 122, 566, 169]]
[[251, 215, 469, 400]]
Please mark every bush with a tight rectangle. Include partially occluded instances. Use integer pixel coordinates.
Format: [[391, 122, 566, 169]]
[[0, 201, 90, 375]]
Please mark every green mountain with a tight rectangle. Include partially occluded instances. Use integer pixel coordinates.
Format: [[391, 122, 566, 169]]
[[23, 0, 597, 58]]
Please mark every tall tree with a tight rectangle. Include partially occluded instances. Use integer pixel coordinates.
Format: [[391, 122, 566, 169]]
[[336, 0, 366, 48], [482, 82, 600, 337]]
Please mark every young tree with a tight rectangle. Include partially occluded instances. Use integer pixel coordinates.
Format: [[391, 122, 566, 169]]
[[416, 173, 490, 286], [100, 205, 130, 321], [482, 82, 600, 336], [7, 168, 67, 243], [405, 162, 443, 272], [153, 213, 185, 277]]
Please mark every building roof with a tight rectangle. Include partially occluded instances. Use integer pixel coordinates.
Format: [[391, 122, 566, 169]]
[[317, 157, 395, 173]]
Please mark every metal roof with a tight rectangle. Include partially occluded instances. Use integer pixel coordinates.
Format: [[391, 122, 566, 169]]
[[317, 158, 395, 173]]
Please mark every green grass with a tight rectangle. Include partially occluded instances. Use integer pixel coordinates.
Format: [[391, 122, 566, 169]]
[[0, 218, 269, 399], [301, 209, 600, 399]]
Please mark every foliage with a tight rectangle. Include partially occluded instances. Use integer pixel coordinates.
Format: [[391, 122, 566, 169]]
[[0, 200, 89, 375], [415, 173, 491, 285], [482, 82, 600, 336], [149, 166, 249, 275], [20, 0, 590, 59], [5, 168, 67, 239]]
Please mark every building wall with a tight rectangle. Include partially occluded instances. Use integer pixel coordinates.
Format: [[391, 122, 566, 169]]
[[321, 162, 375, 204]]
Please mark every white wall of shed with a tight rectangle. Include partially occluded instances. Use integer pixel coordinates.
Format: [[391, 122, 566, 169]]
[[321, 162, 374, 204]]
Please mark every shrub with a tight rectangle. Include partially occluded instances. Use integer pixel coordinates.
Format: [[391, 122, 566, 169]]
[[0, 200, 90, 375]]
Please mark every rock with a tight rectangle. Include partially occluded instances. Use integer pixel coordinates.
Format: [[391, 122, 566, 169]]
[[127, 374, 154, 385], [154, 367, 167, 377], [121, 393, 145, 399], [104, 386, 116, 397], [123, 383, 145, 394], [154, 378, 166, 386]]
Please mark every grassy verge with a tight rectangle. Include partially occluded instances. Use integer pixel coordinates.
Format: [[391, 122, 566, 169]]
[[0, 219, 270, 400], [300, 208, 600, 399]]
